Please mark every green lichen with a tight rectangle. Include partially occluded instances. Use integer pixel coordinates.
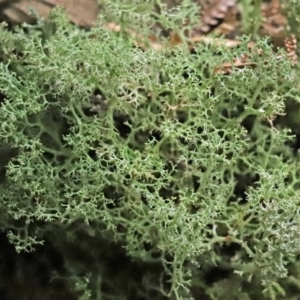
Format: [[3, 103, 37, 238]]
[[0, 2, 300, 300]]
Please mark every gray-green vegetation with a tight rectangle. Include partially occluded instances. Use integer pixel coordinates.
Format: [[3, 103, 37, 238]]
[[1, 1, 300, 299]]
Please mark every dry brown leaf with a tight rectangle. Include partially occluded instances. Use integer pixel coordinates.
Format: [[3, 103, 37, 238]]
[[191, 35, 244, 47], [215, 42, 297, 75], [1, 0, 98, 27], [214, 5, 240, 38], [43, 0, 98, 26]]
